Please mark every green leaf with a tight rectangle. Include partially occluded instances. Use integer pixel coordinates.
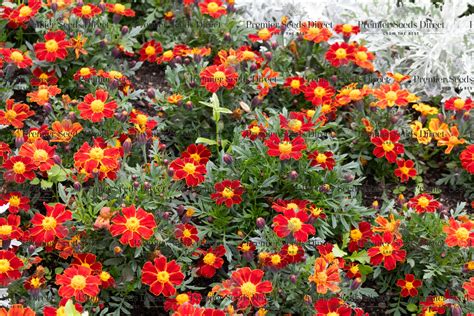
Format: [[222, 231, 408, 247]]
[[407, 303, 418, 312], [41, 179, 53, 189], [196, 137, 218, 146], [30, 178, 40, 185], [64, 300, 81, 316], [358, 264, 373, 275], [347, 250, 370, 264], [332, 244, 347, 257]]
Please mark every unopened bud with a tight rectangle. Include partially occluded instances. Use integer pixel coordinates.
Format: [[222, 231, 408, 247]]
[[52, 155, 62, 165], [121, 26, 129, 35], [264, 51, 272, 61], [143, 181, 151, 190], [451, 304, 462, 316], [288, 170, 298, 180], [147, 87, 155, 99], [43, 103, 52, 114], [343, 173, 354, 182], [256, 217, 266, 229], [351, 277, 362, 290], [289, 274, 297, 283], [224, 32, 231, 41], [133, 181, 140, 188], [162, 212, 170, 220], [223, 153, 233, 165], [123, 138, 132, 155]]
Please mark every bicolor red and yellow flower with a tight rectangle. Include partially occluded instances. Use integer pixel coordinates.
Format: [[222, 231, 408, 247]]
[[109, 205, 156, 248], [141, 256, 184, 297]]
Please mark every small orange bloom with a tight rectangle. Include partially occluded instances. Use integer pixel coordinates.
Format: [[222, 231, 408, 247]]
[[27, 85, 61, 106], [308, 257, 341, 294], [372, 83, 409, 109], [436, 125, 466, 154], [442, 218, 473, 248], [19, 139, 56, 172], [50, 119, 83, 143], [299, 22, 332, 43], [0, 99, 34, 128], [372, 214, 401, 239]]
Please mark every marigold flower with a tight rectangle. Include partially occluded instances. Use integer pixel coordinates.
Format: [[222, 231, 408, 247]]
[[29, 203, 72, 244], [436, 125, 466, 154], [412, 103, 439, 116], [105, 3, 135, 16], [230, 267, 273, 309], [34, 31, 69, 62], [273, 209, 315, 242], [314, 297, 351, 316], [242, 122, 267, 140], [199, 0, 227, 18], [197, 245, 226, 278], [372, 214, 401, 239], [78, 89, 117, 122], [370, 129, 404, 163], [460, 145, 474, 174], [386, 72, 411, 83], [164, 292, 202, 312], [31, 68, 58, 86], [262, 253, 287, 270], [299, 22, 332, 43], [334, 24, 360, 37], [1, 0, 42, 29], [248, 27, 280, 42], [24, 275, 46, 292], [279, 244, 304, 264], [71, 253, 102, 274], [420, 290, 456, 314], [74, 140, 121, 180], [445, 97, 472, 112], [211, 179, 244, 208], [27, 85, 61, 106], [19, 139, 56, 172], [169, 157, 207, 186], [142, 256, 185, 297], [157, 50, 175, 64], [279, 112, 314, 134], [0, 192, 29, 214], [304, 79, 335, 106], [325, 42, 355, 67], [410, 121, 432, 144], [373, 83, 409, 109], [0, 214, 23, 242], [348, 221, 372, 252], [361, 118, 374, 134], [283, 76, 305, 95], [0, 99, 34, 128], [55, 265, 100, 303], [308, 257, 341, 294], [367, 232, 406, 271], [344, 262, 361, 279], [0, 250, 23, 286], [3, 49, 32, 69], [236, 46, 264, 65], [200, 64, 238, 93], [139, 40, 163, 63], [0, 304, 35, 316], [175, 223, 199, 247], [181, 144, 211, 165], [442, 218, 473, 248], [264, 133, 307, 160], [408, 194, 441, 213], [70, 33, 88, 60], [463, 277, 474, 301], [308, 150, 336, 170], [396, 274, 422, 297], [336, 83, 371, 106], [50, 119, 83, 143], [352, 44, 375, 71], [109, 205, 157, 248], [271, 199, 308, 213], [2, 156, 36, 184], [73, 67, 97, 81], [72, 3, 102, 18], [394, 158, 417, 183]]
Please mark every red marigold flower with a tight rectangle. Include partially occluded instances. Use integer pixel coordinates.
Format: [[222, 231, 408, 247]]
[[34, 31, 69, 62], [314, 297, 351, 316], [2, 156, 36, 184], [181, 144, 211, 165], [299, 22, 333, 43], [367, 232, 406, 271], [0, 192, 30, 214], [78, 89, 117, 122], [442, 218, 473, 248], [50, 119, 83, 143], [109, 205, 157, 248], [230, 267, 273, 309], [279, 112, 314, 134], [29, 203, 72, 244], [169, 157, 207, 186], [200, 64, 238, 93], [396, 274, 422, 297], [105, 3, 135, 16], [272, 199, 309, 213], [373, 83, 409, 109], [31, 68, 58, 86], [283, 76, 306, 95], [0, 250, 23, 286], [445, 97, 472, 112], [420, 290, 456, 314], [264, 133, 307, 160], [72, 3, 102, 19], [1, 0, 41, 29], [3, 49, 32, 68], [371, 129, 404, 163], [164, 292, 202, 312], [139, 40, 163, 63], [99, 270, 115, 289], [279, 244, 304, 264], [248, 27, 280, 42], [308, 150, 336, 170], [241, 122, 267, 140], [128, 109, 157, 137], [73, 139, 121, 181], [408, 193, 441, 213], [306, 204, 327, 221], [19, 139, 56, 172], [334, 24, 360, 37], [0, 304, 35, 316], [27, 85, 61, 106], [199, 0, 227, 18], [0, 214, 23, 241], [463, 277, 474, 301], [175, 223, 199, 247], [348, 221, 372, 252], [211, 179, 244, 208], [262, 253, 287, 270], [236, 46, 264, 65], [304, 79, 335, 106], [325, 42, 355, 67], [55, 265, 101, 303], [157, 50, 175, 64], [344, 262, 361, 279], [386, 72, 411, 83], [394, 158, 417, 183], [197, 245, 226, 278], [273, 209, 315, 242], [308, 257, 341, 294], [73, 67, 97, 81], [24, 275, 46, 292], [0, 99, 34, 128], [460, 144, 474, 174], [71, 253, 103, 274], [0, 142, 11, 161], [141, 256, 185, 297]]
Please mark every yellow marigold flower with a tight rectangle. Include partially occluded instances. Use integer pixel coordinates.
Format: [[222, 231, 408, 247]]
[[412, 103, 438, 116], [410, 121, 432, 144]]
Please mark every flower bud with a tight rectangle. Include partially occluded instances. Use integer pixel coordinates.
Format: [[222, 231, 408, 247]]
[[185, 101, 193, 110], [15, 135, 25, 148], [77, 0, 84, 6], [51, 2, 58, 12], [121, 26, 129, 35], [271, 41, 278, 50], [451, 304, 462, 316], [264, 51, 272, 61], [437, 113, 444, 121], [111, 47, 121, 58], [288, 170, 298, 180], [319, 184, 330, 193], [144, 181, 152, 190], [289, 274, 297, 284], [224, 32, 231, 41], [223, 153, 233, 165], [163, 159, 169, 166], [68, 111, 76, 121], [147, 87, 155, 99], [95, 28, 102, 36], [351, 277, 362, 290], [112, 14, 122, 24], [183, 58, 191, 65], [256, 217, 266, 229], [43, 103, 52, 114], [175, 56, 182, 64], [99, 1, 106, 12], [343, 173, 354, 182], [162, 212, 170, 220], [159, 144, 167, 151], [133, 181, 140, 188], [372, 200, 379, 209], [52, 155, 62, 165], [113, 246, 122, 255], [123, 138, 132, 156]]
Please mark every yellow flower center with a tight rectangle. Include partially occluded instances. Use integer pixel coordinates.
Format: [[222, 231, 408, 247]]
[[350, 228, 362, 241], [250, 126, 261, 135], [417, 196, 430, 208], [349, 265, 359, 274], [33, 149, 49, 162], [286, 203, 298, 210], [100, 271, 111, 282], [0, 259, 12, 274], [453, 98, 465, 109], [241, 243, 251, 252], [307, 110, 316, 118], [175, 293, 189, 305], [125, 217, 140, 232], [257, 28, 270, 39], [56, 307, 66, 316], [136, 114, 148, 126], [335, 48, 347, 59], [114, 3, 125, 13], [38, 89, 49, 100], [433, 296, 445, 307], [240, 282, 257, 298], [287, 217, 302, 232], [108, 71, 123, 79], [10, 51, 24, 63], [221, 187, 234, 199], [467, 261, 474, 270], [242, 51, 254, 60], [385, 91, 398, 102], [12, 161, 26, 174], [405, 281, 414, 290], [308, 27, 321, 35], [455, 227, 469, 241], [207, 2, 219, 13], [316, 271, 328, 283], [45, 40, 59, 53], [30, 277, 42, 288], [399, 166, 410, 175], [379, 243, 393, 256], [145, 46, 156, 56], [327, 313, 339, 316], [80, 67, 91, 76], [182, 229, 192, 238], [342, 24, 353, 33], [156, 271, 170, 283], [81, 5, 92, 15], [316, 153, 327, 164], [183, 163, 196, 175], [90, 99, 105, 113], [163, 50, 173, 59], [278, 142, 293, 154], [189, 153, 201, 162], [313, 87, 326, 97], [382, 140, 395, 152], [288, 119, 302, 131], [41, 216, 57, 230], [356, 51, 368, 61], [5, 110, 17, 120], [212, 71, 226, 84], [393, 73, 405, 81], [0, 225, 12, 236], [203, 253, 216, 265], [290, 80, 300, 89], [70, 275, 86, 290], [349, 89, 362, 99], [19, 6, 33, 17], [271, 254, 281, 265], [89, 147, 104, 160], [287, 244, 298, 256], [9, 196, 20, 207]]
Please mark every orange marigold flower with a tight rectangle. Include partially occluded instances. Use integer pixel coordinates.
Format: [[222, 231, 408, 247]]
[[371, 129, 404, 163], [169, 157, 207, 186], [27, 85, 61, 106], [139, 40, 163, 63], [73, 139, 121, 181], [0, 304, 35, 316], [279, 112, 314, 134], [164, 292, 202, 312], [78, 89, 117, 122], [299, 22, 332, 43], [308, 150, 336, 170], [175, 223, 199, 247], [408, 194, 441, 213], [0, 99, 34, 128], [367, 232, 406, 271], [373, 83, 409, 109], [157, 50, 175, 64], [230, 267, 273, 309], [248, 27, 280, 42], [72, 3, 102, 19], [167, 94, 183, 105], [304, 79, 335, 106], [34, 31, 69, 62], [264, 133, 307, 160], [410, 121, 432, 144], [31, 68, 58, 86], [55, 265, 101, 303], [361, 118, 374, 134], [3, 48, 32, 69], [444, 97, 472, 112], [181, 144, 211, 165], [348, 221, 372, 252], [211, 179, 244, 208], [109, 205, 157, 248], [141, 256, 185, 297], [412, 103, 439, 116], [386, 72, 411, 83], [308, 257, 341, 294], [200, 64, 238, 93], [69, 33, 88, 60], [50, 119, 83, 143], [199, 0, 227, 18], [2, 156, 36, 184], [105, 3, 135, 17], [325, 42, 355, 67], [436, 125, 466, 154], [394, 158, 417, 183], [460, 144, 474, 174], [442, 218, 473, 248], [372, 214, 401, 239], [352, 44, 375, 72], [396, 274, 422, 297], [29, 203, 72, 244], [273, 209, 315, 242], [336, 83, 371, 106], [236, 46, 264, 65], [334, 24, 360, 37], [463, 277, 474, 301], [19, 139, 56, 172]]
